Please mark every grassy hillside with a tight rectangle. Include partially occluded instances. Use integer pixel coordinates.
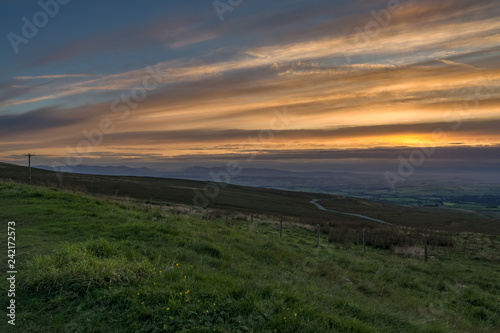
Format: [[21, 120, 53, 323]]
[[0, 162, 498, 235], [1, 181, 499, 332]]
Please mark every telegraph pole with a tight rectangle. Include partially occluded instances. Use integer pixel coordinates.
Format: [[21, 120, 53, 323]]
[[24, 153, 36, 185]]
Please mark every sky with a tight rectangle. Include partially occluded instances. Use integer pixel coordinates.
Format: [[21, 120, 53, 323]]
[[0, 0, 499, 174]]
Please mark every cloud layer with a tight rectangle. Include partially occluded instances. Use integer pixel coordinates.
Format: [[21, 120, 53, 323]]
[[0, 0, 499, 170]]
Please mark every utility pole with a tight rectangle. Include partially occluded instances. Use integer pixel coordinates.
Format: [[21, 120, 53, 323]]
[[24, 153, 36, 185]]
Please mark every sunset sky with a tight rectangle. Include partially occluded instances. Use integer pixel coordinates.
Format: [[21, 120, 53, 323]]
[[0, 0, 499, 172]]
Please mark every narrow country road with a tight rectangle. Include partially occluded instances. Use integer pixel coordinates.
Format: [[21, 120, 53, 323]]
[[310, 199, 390, 225]]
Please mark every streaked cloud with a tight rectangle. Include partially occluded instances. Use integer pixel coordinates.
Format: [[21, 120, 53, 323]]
[[0, 0, 499, 169], [438, 59, 477, 70], [168, 32, 218, 49], [14, 74, 92, 80]]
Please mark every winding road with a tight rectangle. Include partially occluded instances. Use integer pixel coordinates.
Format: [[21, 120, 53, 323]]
[[310, 199, 390, 225]]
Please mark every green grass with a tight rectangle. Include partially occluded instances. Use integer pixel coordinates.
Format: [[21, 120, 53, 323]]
[[1, 181, 500, 332]]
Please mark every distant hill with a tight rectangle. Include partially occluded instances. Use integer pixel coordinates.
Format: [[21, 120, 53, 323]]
[[2, 161, 499, 235], [36, 164, 162, 177], [35, 164, 361, 180]]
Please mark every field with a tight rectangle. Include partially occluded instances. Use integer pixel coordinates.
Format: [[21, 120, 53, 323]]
[[1, 162, 499, 235], [292, 180, 500, 221], [1, 180, 500, 332], [215, 168, 500, 221]]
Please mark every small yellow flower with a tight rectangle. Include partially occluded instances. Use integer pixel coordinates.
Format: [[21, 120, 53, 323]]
[[284, 317, 286, 320], [206, 310, 209, 313], [137, 293, 140, 295], [295, 313, 297, 317], [180, 292, 183, 295], [167, 308, 170, 311], [141, 302, 144, 305], [160, 271, 162, 273], [176, 263, 179, 266], [184, 275, 186, 279], [213, 303, 216, 306]]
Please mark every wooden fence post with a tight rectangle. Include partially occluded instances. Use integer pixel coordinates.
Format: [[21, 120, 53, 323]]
[[316, 224, 320, 246], [424, 236, 428, 262], [363, 229, 366, 255]]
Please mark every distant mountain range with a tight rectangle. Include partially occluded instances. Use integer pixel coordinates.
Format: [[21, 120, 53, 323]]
[[35, 164, 500, 204], [36, 164, 167, 178], [35, 164, 378, 194], [36, 164, 360, 181]]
